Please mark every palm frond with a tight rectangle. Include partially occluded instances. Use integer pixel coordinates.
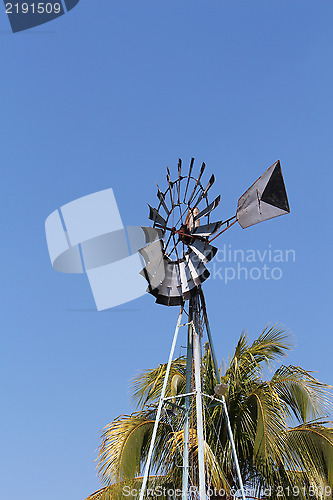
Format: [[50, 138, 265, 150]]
[[131, 358, 186, 409], [84, 485, 112, 500], [97, 411, 157, 484], [270, 365, 333, 423], [285, 423, 333, 487], [226, 325, 292, 383]]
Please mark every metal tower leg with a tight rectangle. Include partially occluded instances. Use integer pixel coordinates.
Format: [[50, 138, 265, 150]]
[[221, 396, 246, 500], [199, 290, 246, 500], [192, 303, 207, 500], [139, 307, 184, 500], [182, 306, 193, 499]]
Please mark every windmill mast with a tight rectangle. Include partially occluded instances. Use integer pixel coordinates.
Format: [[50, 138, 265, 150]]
[[181, 303, 193, 498], [192, 295, 207, 499]]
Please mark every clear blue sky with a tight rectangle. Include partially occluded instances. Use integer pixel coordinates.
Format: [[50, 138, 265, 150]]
[[1, 1, 332, 499]]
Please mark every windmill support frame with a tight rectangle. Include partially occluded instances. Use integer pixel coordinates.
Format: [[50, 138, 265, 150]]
[[139, 295, 247, 500]]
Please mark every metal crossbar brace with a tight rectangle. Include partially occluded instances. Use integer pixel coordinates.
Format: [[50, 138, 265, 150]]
[[163, 392, 196, 401], [139, 306, 184, 500], [200, 290, 246, 500], [220, 396, 246, 500]]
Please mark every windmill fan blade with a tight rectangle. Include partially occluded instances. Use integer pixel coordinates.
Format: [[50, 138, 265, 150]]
[[138, 239, 164, 266], [194, 195, 221, 221], [194, 174, 215, 206], [126, 226, 163, 254], [177, 158, 182, 203], [156, 261, 184, 306], [183, 157, 194, 202], [237, 160, 290, 229], [156, 187, 170, 216], [187, 162, 206, 204], [141, 251, 165, 281], [140, 226, 163, 243], [192, 221, 223, 237], [188, 240, 218, 263], [139, 241, 166, 296], [148, 205, 167, 228], [166, 166, 171, 183], [179, 260, 197, 300], [204, 174, 215, 193], [178, 158, 182, 179], [141, 256, 166, 296], [186, 252, 210, 286], [166, 167, 175, 207]]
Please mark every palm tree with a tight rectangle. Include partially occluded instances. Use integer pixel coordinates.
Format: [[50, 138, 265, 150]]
[[85, 326, 333, 500]]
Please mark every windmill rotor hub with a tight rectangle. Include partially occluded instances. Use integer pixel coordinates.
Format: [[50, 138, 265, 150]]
[[178, 224, 195, 245]]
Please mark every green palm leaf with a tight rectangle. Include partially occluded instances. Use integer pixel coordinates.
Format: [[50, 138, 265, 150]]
[[98, 412, 156, 483], [131, 358, 186, 408]]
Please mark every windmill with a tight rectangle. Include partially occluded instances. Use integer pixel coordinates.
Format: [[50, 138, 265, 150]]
[[137, 158, 290, 500]]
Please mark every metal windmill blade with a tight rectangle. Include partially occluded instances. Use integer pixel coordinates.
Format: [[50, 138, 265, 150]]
[[139, 158, 222, 306]]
